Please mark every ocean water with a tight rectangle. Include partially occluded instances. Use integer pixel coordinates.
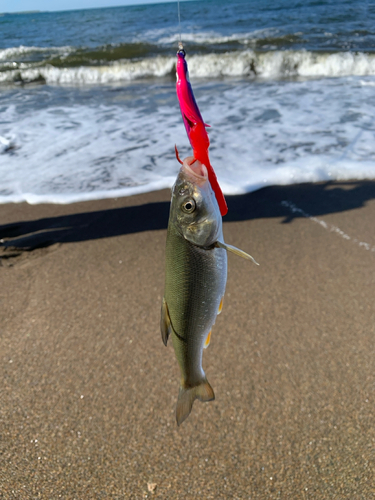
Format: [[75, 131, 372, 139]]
[[0, 0, 374, 204]]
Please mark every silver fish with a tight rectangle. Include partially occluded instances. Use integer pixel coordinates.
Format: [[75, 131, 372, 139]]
[[161, 156, 258, 425]]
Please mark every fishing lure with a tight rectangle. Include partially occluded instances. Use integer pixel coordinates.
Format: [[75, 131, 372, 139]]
[[175, 46, 228, 216]]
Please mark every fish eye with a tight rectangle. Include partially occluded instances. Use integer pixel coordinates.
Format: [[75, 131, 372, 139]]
[[181, 198, 196, 213]]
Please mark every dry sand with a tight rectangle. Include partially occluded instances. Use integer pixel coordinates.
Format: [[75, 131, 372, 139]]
[[1, 180, 375, 499]]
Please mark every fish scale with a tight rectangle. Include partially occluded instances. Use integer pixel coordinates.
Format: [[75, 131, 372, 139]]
[[165, 223, 227, 375]]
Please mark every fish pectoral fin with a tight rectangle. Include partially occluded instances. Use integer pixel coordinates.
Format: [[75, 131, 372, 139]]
[[204, 330, 212, 349], [176, 378, 215, 426], [160, 297, 173, 346], [215, 241, 259, 266]]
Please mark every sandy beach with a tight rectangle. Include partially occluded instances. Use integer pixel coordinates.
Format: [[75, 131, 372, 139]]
[[1, 180, 375, 498]]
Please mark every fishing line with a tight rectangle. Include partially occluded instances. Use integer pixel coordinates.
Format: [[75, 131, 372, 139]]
[[177, 0, 183, 50]]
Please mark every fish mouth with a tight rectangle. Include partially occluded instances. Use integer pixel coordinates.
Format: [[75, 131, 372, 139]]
[[182, 157, 208, 184]]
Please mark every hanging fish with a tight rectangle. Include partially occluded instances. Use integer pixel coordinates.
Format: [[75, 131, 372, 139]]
[[161, 156, 258, 426], [175, 46, 228, 216]]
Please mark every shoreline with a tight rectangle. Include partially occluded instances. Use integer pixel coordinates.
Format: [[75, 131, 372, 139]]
[[1, 180, 375, 497], [1, 180, 375, 261], [1, 172, 375, 208]]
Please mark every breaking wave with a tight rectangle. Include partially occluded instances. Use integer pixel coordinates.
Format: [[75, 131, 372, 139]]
[[1, 49, 375, 85]]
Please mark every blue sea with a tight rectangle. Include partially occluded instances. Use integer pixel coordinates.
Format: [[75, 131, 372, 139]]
[[0, 0, 375, 204]]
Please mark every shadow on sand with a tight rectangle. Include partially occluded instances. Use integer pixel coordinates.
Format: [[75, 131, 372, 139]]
[[1, 180, 374, 252]]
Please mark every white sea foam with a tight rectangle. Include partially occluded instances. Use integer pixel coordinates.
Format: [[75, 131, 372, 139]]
[[155, 27, 279, 46], [2, 50, 375, 85], [0, 75, 374, 204], [0, 135, 13, 154], [360, 79, 375, 86], [0, 100, 182, 204], [0, 45, 73, 61]]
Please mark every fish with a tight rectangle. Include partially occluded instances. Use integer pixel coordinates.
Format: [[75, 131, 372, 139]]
[[176, 48, 228, 217], [161, 155, 258, 426]]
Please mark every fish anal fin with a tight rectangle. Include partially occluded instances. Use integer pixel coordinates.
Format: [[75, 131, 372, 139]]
[[216, 241, 259, 265], [160, 297, 172, 346], [176, 378, 215, 426], [218, 297, 224, 315], [204, 330, 212, 349]]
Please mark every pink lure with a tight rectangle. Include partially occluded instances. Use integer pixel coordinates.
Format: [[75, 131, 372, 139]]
[[176, 49, 228, 216]]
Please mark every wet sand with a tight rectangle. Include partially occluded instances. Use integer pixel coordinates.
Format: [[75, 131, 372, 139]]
[[1, 181, 375, 498]]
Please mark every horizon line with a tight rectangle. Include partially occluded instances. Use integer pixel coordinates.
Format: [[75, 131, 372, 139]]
[[0, 0, 194, 16]]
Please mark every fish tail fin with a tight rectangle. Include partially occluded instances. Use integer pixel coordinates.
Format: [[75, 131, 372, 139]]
[[176, 378, 215, 426]]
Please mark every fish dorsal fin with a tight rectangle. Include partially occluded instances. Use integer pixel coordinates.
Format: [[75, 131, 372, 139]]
[[204, 330, 212, 349], [216, 241, 259, 265], [160, 297, 173, 346]]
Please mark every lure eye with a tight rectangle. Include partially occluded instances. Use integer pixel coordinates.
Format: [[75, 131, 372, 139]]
[[181, 199, 196, 214]]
